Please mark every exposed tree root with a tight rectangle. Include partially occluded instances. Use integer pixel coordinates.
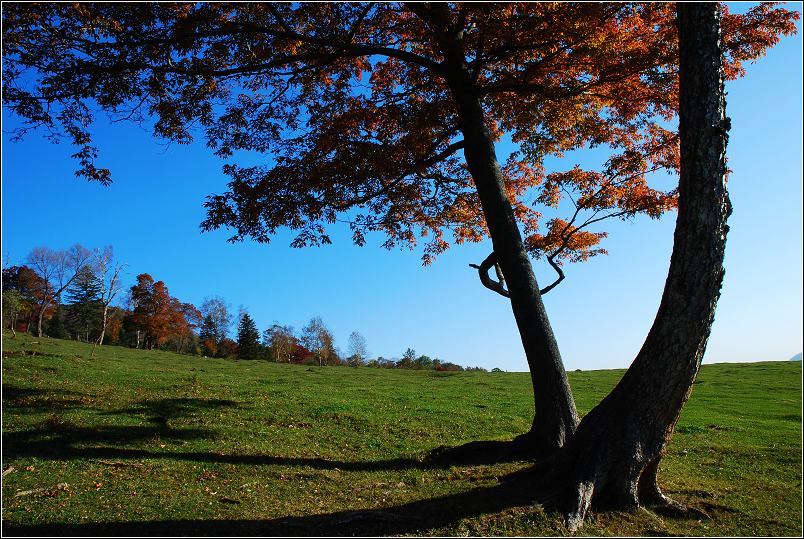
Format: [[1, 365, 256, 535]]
[[507, 452, 710, 533], [424, 435, 710, 533], [638, 460, 711, 520]]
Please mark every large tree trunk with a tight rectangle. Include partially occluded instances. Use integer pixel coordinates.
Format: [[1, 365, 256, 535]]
[[436, 40, 579, 452], [456, 92, 579, 453], [546, 4, 731, 530], [414, 6, 580, 454]]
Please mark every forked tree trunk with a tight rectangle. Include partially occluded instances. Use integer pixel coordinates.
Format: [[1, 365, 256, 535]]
[[548, 4, 731, 530]]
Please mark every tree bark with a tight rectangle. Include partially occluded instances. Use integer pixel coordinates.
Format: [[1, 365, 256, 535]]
[[547, 4, 732, 530], [98, 305, 108, 346], [458, 93, 579, 453], [36, 307, 45, 338], [434, 23, 579, 454], [92, 304, 109, 358]]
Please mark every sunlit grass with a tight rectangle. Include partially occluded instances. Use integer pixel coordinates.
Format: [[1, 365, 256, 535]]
[[2, 331, 801, 536]]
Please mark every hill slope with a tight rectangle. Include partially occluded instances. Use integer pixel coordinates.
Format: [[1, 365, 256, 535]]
[[2, 332, 801, 536]]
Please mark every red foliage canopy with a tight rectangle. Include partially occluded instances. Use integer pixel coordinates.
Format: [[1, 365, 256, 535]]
[[128, 273, 198, 349], [2, 3, 797, 266]]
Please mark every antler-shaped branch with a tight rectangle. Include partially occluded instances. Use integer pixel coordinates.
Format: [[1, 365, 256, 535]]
[[469, 252, 509, 298], [471, 250, 564, 297], [540, 254, 565, 295]]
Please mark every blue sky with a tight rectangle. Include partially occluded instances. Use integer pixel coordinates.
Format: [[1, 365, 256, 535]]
[[2, 5, 802, 371]]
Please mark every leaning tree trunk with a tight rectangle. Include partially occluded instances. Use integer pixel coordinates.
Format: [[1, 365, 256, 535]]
[[547, 4, 732, 530], [98, 304, 109, 346], [91, 305, 109, 358], [456, 92, 579, 454], [437, 30, 579, 453]]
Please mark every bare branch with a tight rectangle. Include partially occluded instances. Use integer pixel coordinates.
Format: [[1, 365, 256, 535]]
[[539, 255, 565, 295], [469, 252, 510, 298]]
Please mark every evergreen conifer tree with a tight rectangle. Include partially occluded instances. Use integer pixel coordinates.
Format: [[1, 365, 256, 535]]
[[236, 312, 260, 360], [65, 266, 102, 342], [46, 304, 68, 339]]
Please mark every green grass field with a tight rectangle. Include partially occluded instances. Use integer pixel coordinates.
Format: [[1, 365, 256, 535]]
[[2, 331, 801, 536]]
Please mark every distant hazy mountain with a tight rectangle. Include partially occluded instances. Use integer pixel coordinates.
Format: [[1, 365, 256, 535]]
[[790, 353, 802, 362]]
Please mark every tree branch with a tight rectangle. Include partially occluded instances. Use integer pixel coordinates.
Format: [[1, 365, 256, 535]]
[[248, 14, 445, 74], [539, 254, 565, 295], [469, 252, 510, 298], [418, 139, 465, 169]]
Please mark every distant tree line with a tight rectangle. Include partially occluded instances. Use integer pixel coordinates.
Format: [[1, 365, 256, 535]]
[[3, 244, 486, 371]]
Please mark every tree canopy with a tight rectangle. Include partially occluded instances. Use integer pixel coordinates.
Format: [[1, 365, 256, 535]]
[[3, 3, 796, 268], [128, 273, 198, 350]]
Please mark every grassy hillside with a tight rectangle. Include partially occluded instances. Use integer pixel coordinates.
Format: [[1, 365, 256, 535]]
[[2, 332, 801, 536]]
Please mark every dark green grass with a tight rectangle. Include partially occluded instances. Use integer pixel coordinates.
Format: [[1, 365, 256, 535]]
[[2, 331, 801, 536]]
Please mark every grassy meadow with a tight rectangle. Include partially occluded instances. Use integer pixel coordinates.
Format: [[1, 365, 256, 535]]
[[1, 331, 801, 536]]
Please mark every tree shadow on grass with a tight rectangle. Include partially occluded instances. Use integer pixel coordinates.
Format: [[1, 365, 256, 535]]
[[3, 393, 234, 462], [2, 424, 452, 472], [426, 434, 540, 465], [3, 389, 552, 536], [5, 397, 397, 473], [107, 397, 239, 429], [3, 390, 222, 465], [2, 385, 93, 413], [3, 389, 530, 472], [1, 392, 711, 536], [2, 472, 547, 536]]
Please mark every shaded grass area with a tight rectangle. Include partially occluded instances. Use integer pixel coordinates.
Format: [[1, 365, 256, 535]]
[[2, 332, 801, 536]]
